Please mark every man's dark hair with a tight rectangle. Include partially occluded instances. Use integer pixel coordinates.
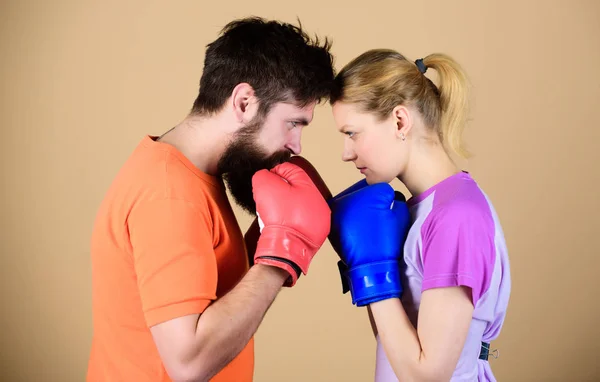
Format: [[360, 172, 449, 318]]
[[191, 17, 335, 116]]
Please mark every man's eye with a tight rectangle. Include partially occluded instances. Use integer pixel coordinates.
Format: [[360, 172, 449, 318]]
[[288, 121, 298, 129]]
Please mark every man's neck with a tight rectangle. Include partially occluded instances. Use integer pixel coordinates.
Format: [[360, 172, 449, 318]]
[[157, 114, 233, 176]]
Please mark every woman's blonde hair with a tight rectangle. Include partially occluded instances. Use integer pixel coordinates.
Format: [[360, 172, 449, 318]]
[[330, 49, 471, 158]]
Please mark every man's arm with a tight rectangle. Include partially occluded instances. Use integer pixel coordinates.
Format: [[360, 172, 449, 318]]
[[144, 160, 330, 381], [127, 198, 280, 382], [150, 264, 287, 382]]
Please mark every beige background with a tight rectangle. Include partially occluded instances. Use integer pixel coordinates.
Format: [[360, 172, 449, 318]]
[[1, 0, 599, 381]]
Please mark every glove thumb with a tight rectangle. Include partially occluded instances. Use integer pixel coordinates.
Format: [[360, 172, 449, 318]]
[[269, 162, 313, 188], [252, 168, 280, 188], [328, 178, 369, 207], [289, 156, 332, 200]]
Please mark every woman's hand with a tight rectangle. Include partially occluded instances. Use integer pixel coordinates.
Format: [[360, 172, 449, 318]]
[[329, 182, 411, 306]]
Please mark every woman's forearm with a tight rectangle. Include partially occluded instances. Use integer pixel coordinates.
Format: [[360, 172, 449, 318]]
[[369, 287, 474, 382], [370, 299, 428, 381]]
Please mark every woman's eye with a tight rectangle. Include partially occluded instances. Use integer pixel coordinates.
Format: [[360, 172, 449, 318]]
[[345, 131, 355, 138]]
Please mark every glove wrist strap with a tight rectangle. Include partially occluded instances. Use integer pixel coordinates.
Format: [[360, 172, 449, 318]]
[[346, 260, 402, 307], [254, 226, 317, 287]]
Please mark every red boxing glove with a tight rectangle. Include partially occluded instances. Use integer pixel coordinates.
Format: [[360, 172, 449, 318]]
[[245, 156, 332, 266], [252, 162, 331, 286], [288, 156, 333, 201]]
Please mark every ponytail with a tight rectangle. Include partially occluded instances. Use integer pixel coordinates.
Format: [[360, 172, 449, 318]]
[[422, 54, 471, 158]]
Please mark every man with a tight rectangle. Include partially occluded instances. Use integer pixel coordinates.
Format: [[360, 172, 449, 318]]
[[87, 17, 335, 381]]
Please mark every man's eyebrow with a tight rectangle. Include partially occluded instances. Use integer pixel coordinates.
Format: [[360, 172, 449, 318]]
[[291, 117, 310, 126]]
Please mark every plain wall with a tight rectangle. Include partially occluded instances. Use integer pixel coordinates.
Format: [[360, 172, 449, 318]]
[[1, 0, 599, 380]]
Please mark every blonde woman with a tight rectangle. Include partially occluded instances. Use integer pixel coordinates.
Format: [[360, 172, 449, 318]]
[[327, 50, 511, 381]]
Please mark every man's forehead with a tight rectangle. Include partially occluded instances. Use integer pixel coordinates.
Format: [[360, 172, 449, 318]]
[[271, 100, 316, 116]]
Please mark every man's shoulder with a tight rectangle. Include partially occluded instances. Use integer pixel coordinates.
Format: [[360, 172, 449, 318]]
[[120, 136, 223, 204]]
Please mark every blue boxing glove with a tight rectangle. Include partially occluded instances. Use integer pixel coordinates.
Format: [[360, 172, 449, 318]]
[[329, 182, 411, 307], [327, 179, 369, 290]]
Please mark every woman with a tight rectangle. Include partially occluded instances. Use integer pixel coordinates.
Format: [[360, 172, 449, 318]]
[[327, 49, 511, 381]]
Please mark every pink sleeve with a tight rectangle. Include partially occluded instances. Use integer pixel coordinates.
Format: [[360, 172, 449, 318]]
[[420, 201, 496, 306]]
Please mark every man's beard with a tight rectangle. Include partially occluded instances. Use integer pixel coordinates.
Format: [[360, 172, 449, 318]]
[[217, 119, 291, 215]]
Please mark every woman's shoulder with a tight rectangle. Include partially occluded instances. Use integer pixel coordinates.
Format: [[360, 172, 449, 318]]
[[430, 172, 493, 219]]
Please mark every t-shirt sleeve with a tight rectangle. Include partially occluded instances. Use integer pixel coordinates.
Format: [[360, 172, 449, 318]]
[[420, 202, 496, 306], [127, 198, 218, 327]]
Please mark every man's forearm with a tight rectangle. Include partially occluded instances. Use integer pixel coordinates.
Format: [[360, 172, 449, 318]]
[[189, 264, 287, 380]]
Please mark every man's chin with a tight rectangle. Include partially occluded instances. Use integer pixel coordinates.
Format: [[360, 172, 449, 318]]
[[217, 142, 292, 216]]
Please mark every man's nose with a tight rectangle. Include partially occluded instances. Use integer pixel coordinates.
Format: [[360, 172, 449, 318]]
[[285, 130, 302, 155]]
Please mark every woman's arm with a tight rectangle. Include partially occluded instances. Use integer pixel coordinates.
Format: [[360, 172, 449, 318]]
[[369, 286, 474, 381]]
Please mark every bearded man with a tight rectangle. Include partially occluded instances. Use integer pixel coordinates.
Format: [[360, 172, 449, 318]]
[[87, 16, 335, 382]]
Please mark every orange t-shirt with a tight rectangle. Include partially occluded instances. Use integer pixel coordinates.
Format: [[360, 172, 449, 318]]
[[87, 135, 253, 381]]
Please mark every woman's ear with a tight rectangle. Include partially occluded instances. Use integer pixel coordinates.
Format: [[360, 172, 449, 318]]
[[231, 83, 258, 123], [392, 105, 412, 140]]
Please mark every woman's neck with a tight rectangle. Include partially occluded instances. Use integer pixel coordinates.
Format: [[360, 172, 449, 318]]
[[399, 138, 461, 198]]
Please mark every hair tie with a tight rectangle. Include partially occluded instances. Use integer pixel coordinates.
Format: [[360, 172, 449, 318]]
[[415, 58, 427, 74]]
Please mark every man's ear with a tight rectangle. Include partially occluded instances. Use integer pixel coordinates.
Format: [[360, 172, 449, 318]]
[[392, 105, 412, 139], [231, 83, 258, 123]]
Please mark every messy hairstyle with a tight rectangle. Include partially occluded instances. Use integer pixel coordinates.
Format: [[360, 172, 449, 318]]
[[192, 17, 336, 117]]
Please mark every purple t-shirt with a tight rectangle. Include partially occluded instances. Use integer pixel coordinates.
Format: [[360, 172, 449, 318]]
[[375, 171, 511, 382]]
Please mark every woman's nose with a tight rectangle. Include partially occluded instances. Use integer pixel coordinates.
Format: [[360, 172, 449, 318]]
[[341, 139, 356, 162]]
